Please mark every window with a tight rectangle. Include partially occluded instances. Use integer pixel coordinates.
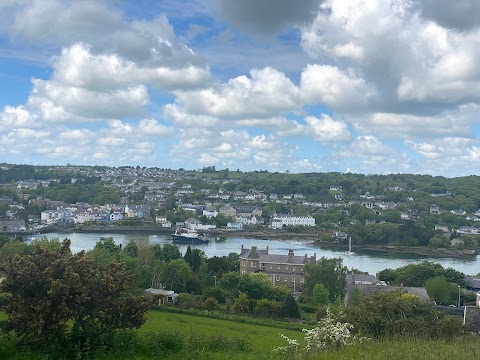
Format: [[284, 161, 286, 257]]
[[276, 275, 280, 282], [285, 264, 288, 270], [293, 266, 296, 272], [284, 276, 287, 282], [300, 277, 304, 283], [474, 317, 479, 324], [242, 260, 246, 266], [250, 261, 256, 267], [269, 264, 272, 270]]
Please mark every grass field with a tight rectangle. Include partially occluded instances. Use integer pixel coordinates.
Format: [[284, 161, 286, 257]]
[[2, 309, 480, 359], [141, 309, 305, 353]]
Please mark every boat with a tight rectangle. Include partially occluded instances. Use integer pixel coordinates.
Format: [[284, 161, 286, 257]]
[[172, 228, 209, 244], [344, 237, 356, 256]]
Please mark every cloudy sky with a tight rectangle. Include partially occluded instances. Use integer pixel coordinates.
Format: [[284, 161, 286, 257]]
[[1, 0, 479, 176]]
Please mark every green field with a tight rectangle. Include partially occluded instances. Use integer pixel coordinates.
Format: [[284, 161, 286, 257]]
[[1, 309, 480, 359], [140, 309, 305, 353]]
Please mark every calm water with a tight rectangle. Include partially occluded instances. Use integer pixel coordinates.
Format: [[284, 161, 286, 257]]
[[40, 232, 480, 276]]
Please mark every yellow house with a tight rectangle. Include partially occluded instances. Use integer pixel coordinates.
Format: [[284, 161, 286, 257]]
[[239, 245, 316, 294]]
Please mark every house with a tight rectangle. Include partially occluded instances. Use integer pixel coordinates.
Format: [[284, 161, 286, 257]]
[[235, 206, 262, 217], [239, 246, 316, 293], [0, 219, 26, 232], [463, 293, 480, 333], [219, 205, 236, 219], [435, 225, 449, 233], [144, 288, 178, 305], [400, 213, 410, 220], [430, 204, 441, 214], [346, 272, 385, 285], [109, 212, 123, 221], [344, 284, 429, 306], [465, 277, 480, 292], [202, 206, 218, 219], [270, 214, 315, 229], [227, 222, 243, 230]]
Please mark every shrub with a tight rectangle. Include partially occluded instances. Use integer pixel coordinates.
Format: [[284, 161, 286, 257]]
[[204, 297, 219, 310]]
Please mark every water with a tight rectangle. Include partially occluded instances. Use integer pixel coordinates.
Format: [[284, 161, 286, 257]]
[[42, 232, 480, 276]]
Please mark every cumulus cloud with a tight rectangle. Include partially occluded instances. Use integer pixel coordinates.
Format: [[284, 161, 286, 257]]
[[171, 67, 301, 119], [335, 135, 411, 174], [208, 0, 323, 36], [170, 128, 298, 171], [300, 64, 376, 111], [304, 115, 350, 142], [420, 0, 480, 31]]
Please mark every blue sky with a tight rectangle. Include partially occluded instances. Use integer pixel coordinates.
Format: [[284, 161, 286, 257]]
[[0, 0, 479, 176]]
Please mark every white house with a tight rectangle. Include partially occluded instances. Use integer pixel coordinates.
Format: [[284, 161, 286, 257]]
[[270, 214, 315, 229], [109, 212, 123, 221]]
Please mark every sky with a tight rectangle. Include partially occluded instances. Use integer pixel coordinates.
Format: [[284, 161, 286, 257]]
[[0, 0, 479, 176]]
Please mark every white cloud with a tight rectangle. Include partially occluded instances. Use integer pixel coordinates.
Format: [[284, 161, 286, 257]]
[[304, 114, 350, 142], [172, 67, 301, 119], [170, 128, 298, 171], [300, 64, 376, 111]]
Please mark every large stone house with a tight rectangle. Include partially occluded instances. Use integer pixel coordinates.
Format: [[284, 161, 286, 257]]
[[239, 245, 316, 293]]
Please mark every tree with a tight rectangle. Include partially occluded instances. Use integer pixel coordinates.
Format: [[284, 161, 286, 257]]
[[425, 276, 457, 305], [0, 240, 151, 350], [304, 257, 348, 302], [346, 290, 464, 339], [123, 240, 138, 258], [311, 283, 330, 305], [161, 259, 192, 292], [280, 293, 301, 319]]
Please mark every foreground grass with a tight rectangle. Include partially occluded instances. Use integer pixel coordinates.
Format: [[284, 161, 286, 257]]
[[1, 309, 479, 359]]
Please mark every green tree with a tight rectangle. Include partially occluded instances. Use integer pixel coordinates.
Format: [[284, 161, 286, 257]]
[[161, 259, 192, 292], [311, 283, 330, 305], [123, 240, 138, 258], [0, 240, 150, 350], [280, 293, 301, 319], [425, 276, 457, 305], [304, 257, 348, 302]]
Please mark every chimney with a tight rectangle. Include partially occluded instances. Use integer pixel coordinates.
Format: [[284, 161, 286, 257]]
[[310, 253, 316, 263], [241, 245, 244, 252], [288, 249, 294, 262], [266, 246, 269, 254], [304, 254, 308, 263]]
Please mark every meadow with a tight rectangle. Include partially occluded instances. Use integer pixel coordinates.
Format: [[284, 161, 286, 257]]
[[1, 309, 479, 359]]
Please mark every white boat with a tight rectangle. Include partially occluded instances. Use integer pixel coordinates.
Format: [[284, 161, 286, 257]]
[[344, 237, 356, 256]]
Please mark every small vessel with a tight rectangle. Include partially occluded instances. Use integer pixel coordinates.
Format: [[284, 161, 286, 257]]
[[344, 237, 356, 256], [172, 228, 209, 244], [150, 234, 158, 238]]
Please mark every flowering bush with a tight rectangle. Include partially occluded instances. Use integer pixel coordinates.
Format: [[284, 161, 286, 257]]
[[272, 307, 368, 358]]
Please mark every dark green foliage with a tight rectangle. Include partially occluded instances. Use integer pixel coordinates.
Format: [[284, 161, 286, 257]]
[[123, 240, 138, 258], [280, 293, 301, 319], [378, 261, 465, 287], [202, 286, 226, 303], [0, 240, 151, 352], [346, 290, 464, 339]]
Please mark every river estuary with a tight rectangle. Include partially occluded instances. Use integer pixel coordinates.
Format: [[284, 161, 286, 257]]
[[37, 231, 480, 276]]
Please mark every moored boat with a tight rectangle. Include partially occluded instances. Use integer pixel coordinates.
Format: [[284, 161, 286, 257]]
[[172, 228, 209, 244]]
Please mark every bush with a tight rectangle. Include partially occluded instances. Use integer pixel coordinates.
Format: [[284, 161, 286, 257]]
[[202, 287, 226, 303], [203, 297, 219, 310], [142, 331, 184, 356]]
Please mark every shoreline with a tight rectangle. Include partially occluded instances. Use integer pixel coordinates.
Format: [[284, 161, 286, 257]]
[[6, 226, 477, 259]]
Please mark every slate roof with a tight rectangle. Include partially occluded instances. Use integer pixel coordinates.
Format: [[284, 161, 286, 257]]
[[240, 246, 314, 264], [346, 274, 381, 285], [465, 277, 480, 290], [345, 284, 430, 304]]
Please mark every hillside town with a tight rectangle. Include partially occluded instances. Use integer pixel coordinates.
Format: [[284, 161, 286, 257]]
[[1, 165, 479, 256]]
